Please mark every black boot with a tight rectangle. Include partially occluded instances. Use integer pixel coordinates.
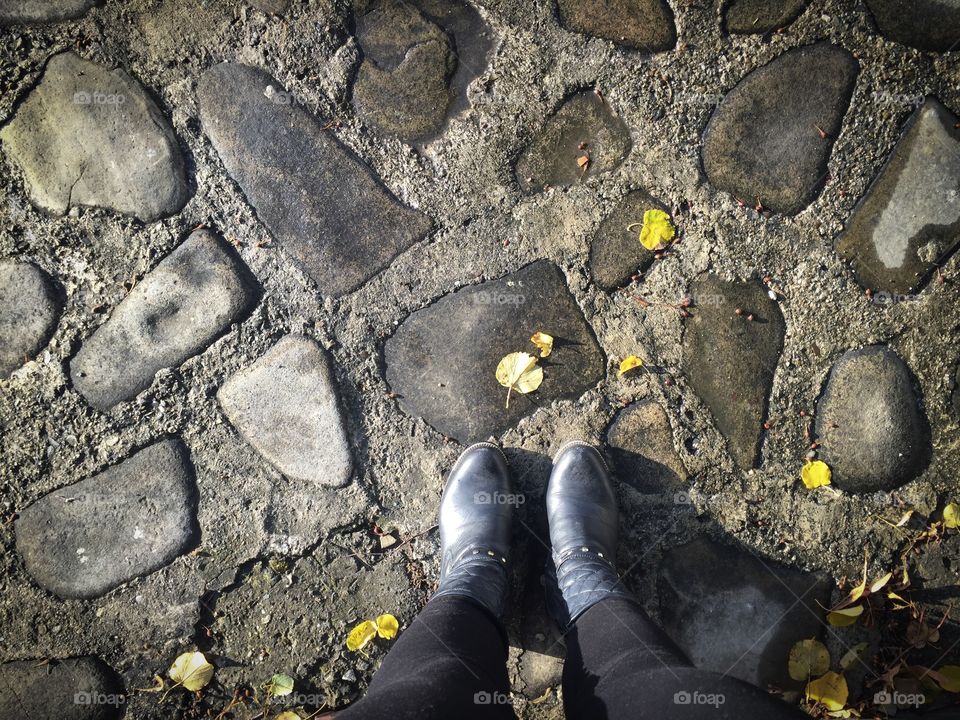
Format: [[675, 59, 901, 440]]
[[433, 442, 513, 618], [544, 440, 638, 628]]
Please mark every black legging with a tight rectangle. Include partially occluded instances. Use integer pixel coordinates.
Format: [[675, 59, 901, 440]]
[[338, 595, 807, 719]]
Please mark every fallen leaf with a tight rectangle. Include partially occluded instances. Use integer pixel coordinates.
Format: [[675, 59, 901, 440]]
[[618, 355, 644, 376], [495, 352, 543, 408], [839, 642, 869, 670], [576, 154, 589, 170], [634, 208, 676, 251], [801, 460, 832, 489], [268, 673, 294, 697], [943, 502, 959, 529], [375, 613, 399, 639], [530, 331, 554, 358], [827, 605, 864, 627], [932, 665, 960, 692], [806, 671, 849, 711], [869, 572, 892, 593], [275, 712, 301, 720], [788, 639, 830, 681], [346, 620, 378, 652], [168, 652, 214, 692]]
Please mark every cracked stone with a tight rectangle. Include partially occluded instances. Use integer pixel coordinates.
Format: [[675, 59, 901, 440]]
[[836, 98, 960, 294], [588, 188, 666, 290], [724, 0, 811, 34], [557, 0, 676, 52], [0, 0, 97, 24], [0, 51, 189, 222], [702, 42, 858, 214], [814, 346, 931, 493], [605, 400, 687, 494], [218, 335, 353, 488], [70, 229, 258, 410], [15, 439, 198, 599], [682, 275, 785, 469], [198, 62, 433, 297], [384, 260, 605, 443], [0, 260, 61, 378], [0, 656, 124, 720], [515, 91, 632, 193], [865, 0, 960, 53], [659, 537, 831, 691]]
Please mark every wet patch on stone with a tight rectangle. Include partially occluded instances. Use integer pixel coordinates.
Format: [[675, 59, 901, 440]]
[[682, 275, 785, 469], [605, 400, 687, 494], [0, 0, 97, 25], [723, 0, 810, 34], [70, 229, 258, 411], [836, 98, 960, 294], [865, 0, 960, 53], [0, 656, 124, 720], [384, 260, 605, 443], [556, 0, 676, 52], [0, 51, 189, 222], [814, 346, 931, 493], [659, 537, 831, 690], [0, 260, 61, 378], [702, 42, 858, 215], [515, 90, 632, 194], [198, 63, 433, 297], [588, 188, 666, 290], [15, 438, 198, 599], [218, 335, 353, 489]]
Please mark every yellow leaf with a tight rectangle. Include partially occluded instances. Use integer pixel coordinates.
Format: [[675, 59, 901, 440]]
[[788, 639, 831, 681], [943, 502, 959, 529], [168, 651, 214, 692], [634, 208, 676, 251], [806, 671, 849, 711], [275, 712, 301, 720], [933, 665, 960, 692], [827, 605, 864, 627], [495, 352, 543, 408], [267, 673, 294, 697], [869, 572, 892, 594], [801, 460, 832, 489], [375, 613, 399, 639], [530, 331, 553, 358], [346, 620, 378, 652], [618, 355, 644, 376]]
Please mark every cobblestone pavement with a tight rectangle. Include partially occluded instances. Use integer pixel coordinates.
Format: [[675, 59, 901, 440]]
[[1, 1, 960, 718]]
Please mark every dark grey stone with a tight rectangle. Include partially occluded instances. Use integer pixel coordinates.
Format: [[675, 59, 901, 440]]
[[659, 537, 832, 690], [606, 400, 687, 494], [865, 0, 960, 53], [702, 42, 858, 215], [814, 346, 931, 493], [588, 189, 666, 291], [384, 261, 605, 443], [556, 0, 676, 52], [0, 657, 123, 720], [70, 229, 258, 410], [218, 335, 353, 488], [682, 275, 785, 469], [198, 63, 433, 297], [0, 260, 61, 378], [516, 91, 632, 194], [724, 0, 811, 34], [836, 98, 960, 294], [0, 52, 189, 222], [15, 439, 198, 599], [0, 0, 97, 25]]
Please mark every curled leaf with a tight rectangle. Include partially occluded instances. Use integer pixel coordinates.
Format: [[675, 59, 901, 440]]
[[943, 502, 959, 529], [632, 208, 676, 251], [618, 355, 644, 376], [346, 620, 378, 652], [788, 639, 830, 681], [806, 671, 849, 711], [530, 331, 554, 358], [495, 352, 543, 408], [827, 605, 864, 627], [801, 460, 832, 489], [268, 673, 294, 697], [869, 572, 892, 594], [168, 651, 214, 692], [375, 613, 399, 639]]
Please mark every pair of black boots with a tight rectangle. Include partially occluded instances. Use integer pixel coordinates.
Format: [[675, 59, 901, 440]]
[[432, 440, 636, 627]]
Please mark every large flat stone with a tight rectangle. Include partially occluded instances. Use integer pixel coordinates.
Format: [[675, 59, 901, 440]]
[[682, 275, 785, 469], [0, 260, 61, 378], [724, 0, 811, 34], [865, 0, 960, 53], [588, 188, 665, 290], [0, 0, 97, 24], [516, 91, 632, 193], [218, 335, 353, 488], [198, 62, 433, 297], [70, 230, 257, 410], [836, 98, 960, 294], [814, 346, 931, 493], [556, 0, 676, 52], [384, 261, 605, 443], [0, 657, 124, 720], [702, 43, 858, 215], [605, 400, 687, 494], [0, 52, 189, 222], [659, 538, 831, 691], [15, 439, 198, 599]]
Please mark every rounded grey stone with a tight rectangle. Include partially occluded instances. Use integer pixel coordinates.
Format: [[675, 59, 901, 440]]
[[0, 260, 61, 378], [724, 0, 811, 34], [588, 188, 665, 291], [0, 0, 97, 25], [556, 0, 676, 52], [0, 656, 123, 720], [865, 0, 960, 53], [605, 400, 687, 494]]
